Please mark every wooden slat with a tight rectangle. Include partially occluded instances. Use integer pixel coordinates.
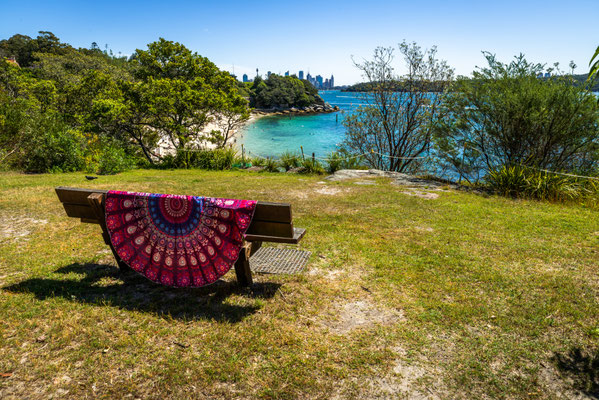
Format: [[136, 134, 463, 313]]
[[57, 187, 305, 243], [245, 228, 306, 244], [62, 203, 97, 219], [246, 221, 293, 238], [55, 186, 107, 205], [253, 202, 292, 223], [56, 188, 292, 223]]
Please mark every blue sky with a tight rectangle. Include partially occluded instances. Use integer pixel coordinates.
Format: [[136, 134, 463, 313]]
[[1, 0, 597, 85]]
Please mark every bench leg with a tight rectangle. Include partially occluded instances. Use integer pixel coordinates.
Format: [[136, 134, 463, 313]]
[[87, 193, 131, 273], [235, 241, 260, 287]]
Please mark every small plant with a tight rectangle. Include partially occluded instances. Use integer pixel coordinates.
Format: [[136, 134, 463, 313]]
[[301, 158, 325, 174], [326, 151, 343, 173], [486, 164, 598, 203], [279, 151, 301, 171], [209, 147, 236, 170], [263, 157, 279, 172], [486, 165, 529, 198], [251, 157, 265, 167], [337, 148, 366, 169]]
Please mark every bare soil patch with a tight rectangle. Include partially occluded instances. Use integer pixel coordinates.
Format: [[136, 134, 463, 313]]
[[325, 300, 405, 334], [401, 190, 440, 200], [0, 215, 48, 241]]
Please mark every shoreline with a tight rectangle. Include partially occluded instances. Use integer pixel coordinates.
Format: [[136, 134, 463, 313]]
[[155, 104, 340, 156]]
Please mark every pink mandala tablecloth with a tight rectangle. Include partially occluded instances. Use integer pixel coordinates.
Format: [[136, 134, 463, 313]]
[[105, 190, 256, 287]]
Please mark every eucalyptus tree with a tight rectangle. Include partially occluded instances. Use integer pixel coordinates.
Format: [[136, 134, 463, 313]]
[[342, 41, 453, 172]]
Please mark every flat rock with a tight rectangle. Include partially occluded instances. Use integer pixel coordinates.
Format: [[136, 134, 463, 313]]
[[326, 169, 456, 190]]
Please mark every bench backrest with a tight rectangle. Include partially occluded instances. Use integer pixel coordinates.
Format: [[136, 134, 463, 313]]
[[55, 186, 302, 243]]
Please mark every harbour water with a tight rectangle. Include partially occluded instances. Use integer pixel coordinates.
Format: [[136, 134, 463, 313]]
[[237, 91, 599, 159], [236, 90, 364, 158]]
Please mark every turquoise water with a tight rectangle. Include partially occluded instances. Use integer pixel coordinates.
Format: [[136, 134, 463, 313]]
[[237, 90, 599, 159], [236, 91, 364, 158]]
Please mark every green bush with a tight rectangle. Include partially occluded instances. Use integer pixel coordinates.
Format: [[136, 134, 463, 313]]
[[336, 148, 367, 169], [209, 147, 236, 170], [22, 117, 84, 173], [279, 151, 301, 171], [486, 164, 598, 202], [326, 151, 343, 173], [97, 141, 134, 175], [251, 157, 265, 167], [170, 147, 237, 170], [263, 157, 279, 172], [301, 158, 325, 174]]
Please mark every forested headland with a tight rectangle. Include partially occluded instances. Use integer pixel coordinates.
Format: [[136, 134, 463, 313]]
[[0, 32, 331, 174]]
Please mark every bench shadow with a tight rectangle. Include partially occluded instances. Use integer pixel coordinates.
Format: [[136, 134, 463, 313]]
[[553, 347, 599, 398], [3, 262, 281, 323]]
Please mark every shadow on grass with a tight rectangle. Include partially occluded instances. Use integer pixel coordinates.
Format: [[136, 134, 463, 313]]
[[554, 347, 599, 398], [3, 262, 281, 323]]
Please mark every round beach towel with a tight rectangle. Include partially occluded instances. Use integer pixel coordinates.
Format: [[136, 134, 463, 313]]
[[105, 190, 256, 287]]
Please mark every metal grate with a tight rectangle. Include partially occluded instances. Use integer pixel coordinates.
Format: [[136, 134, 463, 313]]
[[250, 247, 311, 275]]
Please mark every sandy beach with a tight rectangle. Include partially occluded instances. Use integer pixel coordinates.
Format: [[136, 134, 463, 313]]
[[154, 112, 263, 156]]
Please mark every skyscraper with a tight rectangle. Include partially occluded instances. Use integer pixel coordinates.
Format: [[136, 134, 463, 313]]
[[284, 71, 290, 77], [299, 70, 304, 80], [316, 75, 323, 89], [330, 75, 334, 88], [242, 74, 249, 83]]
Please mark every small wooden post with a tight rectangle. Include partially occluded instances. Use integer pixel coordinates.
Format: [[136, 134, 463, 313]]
[[241, 144, 245, 166], [87, 193, 131, 273], [312, 152, 315, 163], [300, 146, 305, 161]]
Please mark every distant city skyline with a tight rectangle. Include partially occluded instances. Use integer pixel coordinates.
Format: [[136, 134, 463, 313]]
[[0, 0, 597, 85], [241, 70, 336, 89]]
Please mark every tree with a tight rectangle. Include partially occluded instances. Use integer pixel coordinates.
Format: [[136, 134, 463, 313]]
[[435, 53, 599, 182], [128, 39, 249, 155], [589, 45, 599, 81], [342, 42, 453, 172], [249, 74, 324, 109]]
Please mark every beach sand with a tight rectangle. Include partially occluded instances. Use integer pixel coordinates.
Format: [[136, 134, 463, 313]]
[[154, 113, 262, 156]]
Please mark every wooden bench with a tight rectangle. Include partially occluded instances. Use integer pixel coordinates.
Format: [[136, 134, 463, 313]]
[[55, 186, 306, 287]]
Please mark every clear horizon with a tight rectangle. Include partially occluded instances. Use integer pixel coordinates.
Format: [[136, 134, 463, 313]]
[[1, 0, 597, 85]]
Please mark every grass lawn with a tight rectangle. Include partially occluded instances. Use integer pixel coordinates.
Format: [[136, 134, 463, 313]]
[[0, 169, 598, 399]]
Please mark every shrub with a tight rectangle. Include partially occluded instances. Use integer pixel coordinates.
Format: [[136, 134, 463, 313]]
[[486, 164, 598, 202], [263, 157, 279, 172], [436, 53, 599, 183], [22, 116, 84, 173], [279, 151, 301, 171], [209, 147, 236, 170], [301, 158, 325, 174], [251, 157, 265, 167], [97, 141, 134, 175], [326, 151, 343, 173], [169, 147, 237, 170]]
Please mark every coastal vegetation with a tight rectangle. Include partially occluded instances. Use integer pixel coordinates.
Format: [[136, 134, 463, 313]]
[[342, 73, 599, 92], [247, 73, 324, 110], [434, 53, 599, 183], [0, 32, 248, 172]]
